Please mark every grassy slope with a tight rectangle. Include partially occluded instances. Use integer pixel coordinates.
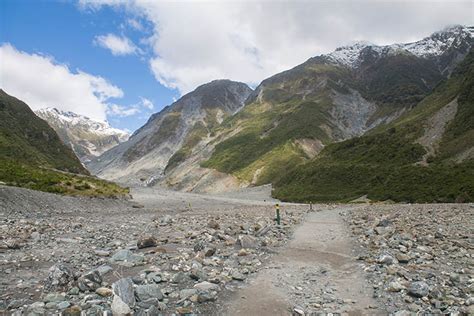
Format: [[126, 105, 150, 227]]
[[202, 63, 349, 183], [273, 52, 474, 203], [202, 53, 444, 187], [0, 90, 128, 197]]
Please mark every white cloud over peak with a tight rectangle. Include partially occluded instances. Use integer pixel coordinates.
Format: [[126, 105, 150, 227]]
[[82, 0, 474, 95], [0, 43, 123, 121], [107, 97, 154, 117], [94, 33, 138, 56]]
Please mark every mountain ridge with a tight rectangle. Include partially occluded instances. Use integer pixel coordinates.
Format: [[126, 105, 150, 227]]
[[35, 107, 129, 163]]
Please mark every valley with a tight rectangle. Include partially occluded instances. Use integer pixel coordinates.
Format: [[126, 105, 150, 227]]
[[0, 16, 473, 315], [1, 185, 472, 315]]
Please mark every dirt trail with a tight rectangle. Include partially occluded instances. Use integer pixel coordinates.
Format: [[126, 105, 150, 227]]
[[222, 206, 380, 315]]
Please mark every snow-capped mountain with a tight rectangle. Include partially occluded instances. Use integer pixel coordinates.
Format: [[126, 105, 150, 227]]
[[327, 25, 473, 71], [35, 108, 129, 163]]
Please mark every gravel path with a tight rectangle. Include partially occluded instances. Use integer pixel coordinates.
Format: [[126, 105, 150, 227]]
[[222, 206, 379, 315]]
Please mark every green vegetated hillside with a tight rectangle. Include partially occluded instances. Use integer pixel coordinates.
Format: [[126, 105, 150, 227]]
[[0, 90, 129, 197], [202, 52, 452, 188], [273, 51, 474, 203]]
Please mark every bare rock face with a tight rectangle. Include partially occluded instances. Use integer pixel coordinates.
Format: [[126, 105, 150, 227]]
[[43, 264, 75, 292], [88, 80, 252, 185]]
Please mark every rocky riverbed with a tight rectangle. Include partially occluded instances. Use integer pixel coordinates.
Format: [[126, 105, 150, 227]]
[[1, 185, 473, 315], [0, 185, 306, 315], [347, 203, 474, 315]]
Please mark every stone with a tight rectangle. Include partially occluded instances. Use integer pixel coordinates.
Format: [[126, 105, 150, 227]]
[[43, 264, 75, 292], [110, 249, 144, 266], [193, 240, 205, 252], [96, 265, 113, 276], [171, 272, 186, 284], [231, 271, 246, 281], [63, 305, 81, 316], [204, 247, 216, 257], [111, 295, 132, 316], [96, 287, 113, 297], [135, 284, 163, 301], [137, 236, 158, 249], [180, 288, 197, 300], [408, 281, 429, 298], [377, 254, 397, 265], [160, 215, 173, 225], [395, 253, 410, 263], [77, 270, 102, 292], [57, 301, 70, 309], [387, 281, 405, 292], [44, 293, 66, 303], [146, 272, 163, 283], [208, 220, 220, 229], [238, 235, 258, 249], [176, 307, 193, 315], [112, 278, 136, 307], [189, 268, 207, 281], [197, 291, 216, 303], [94, 249, 111, 257], [194, 281, 219, 292]]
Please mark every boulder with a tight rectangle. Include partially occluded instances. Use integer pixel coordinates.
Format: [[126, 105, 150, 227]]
[[112, 278, 135, 307], [43, 264, 75, 292]]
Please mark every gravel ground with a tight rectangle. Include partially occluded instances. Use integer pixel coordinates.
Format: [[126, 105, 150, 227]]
[[0, 185, 307, 315], [346, 203, 474, 315], [1, 185, 472, 315]]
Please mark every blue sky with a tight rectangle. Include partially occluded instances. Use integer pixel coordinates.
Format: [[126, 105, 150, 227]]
[[1, 0, 471, 133], [1, 0, 179, 132]]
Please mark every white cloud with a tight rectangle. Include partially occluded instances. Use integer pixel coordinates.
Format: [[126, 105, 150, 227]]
[[127, 18, 143, 31], [81, 0, 474, 95], [140, 97, 154, 110], [107, 104, 140, 117], [94, 33, 138, 56], [0, 43, 123, 121], [107, 96, 154, 117]]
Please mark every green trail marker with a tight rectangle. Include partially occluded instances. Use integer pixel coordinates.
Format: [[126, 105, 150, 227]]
[[275, 203, 281, 225]]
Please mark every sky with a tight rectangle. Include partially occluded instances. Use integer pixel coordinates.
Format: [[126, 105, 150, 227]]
[[0, 0, 472, 133]]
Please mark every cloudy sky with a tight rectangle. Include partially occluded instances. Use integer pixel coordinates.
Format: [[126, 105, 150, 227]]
[[0, 0, 472, 132]]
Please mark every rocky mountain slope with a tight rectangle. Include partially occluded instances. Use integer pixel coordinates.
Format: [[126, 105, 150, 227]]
[[273, 49, 474, 202], [196, 26, 473, 191], [91, 25, 472, 202], [88, 80, 252, 185], [35, 108, 129, 163], [0, 90, 128, 197]]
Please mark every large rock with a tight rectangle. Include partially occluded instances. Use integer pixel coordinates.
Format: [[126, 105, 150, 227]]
[[408, 281, 430, 298], [110, 249, 144, 266], [238, 235, 258, 249], [137, 236, 158, 249], [194, 281, 219, 292], [111, 295, 132, 316], [43, 264, 75, 292], [77, 270, 102, 292], [135, 284, 163, 301], [112, 278, 136, 307]]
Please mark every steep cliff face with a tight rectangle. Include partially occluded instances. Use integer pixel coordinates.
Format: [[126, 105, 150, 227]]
[[88, 80, 252, 185], [35, 108, 129, 163]]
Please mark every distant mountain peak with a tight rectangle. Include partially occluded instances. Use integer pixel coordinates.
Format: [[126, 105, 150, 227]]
[[35, 108, 129, 162], [327, 25, 473, 68]]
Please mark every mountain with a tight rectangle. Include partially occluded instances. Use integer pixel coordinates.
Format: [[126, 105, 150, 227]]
[[91, 25, 473, 201], [35, 108, 129, 163], [199, 25, 473, 190], [273, 49, 474, 203], [0, 90, 128, 197], [89, 80, 252, 186]]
